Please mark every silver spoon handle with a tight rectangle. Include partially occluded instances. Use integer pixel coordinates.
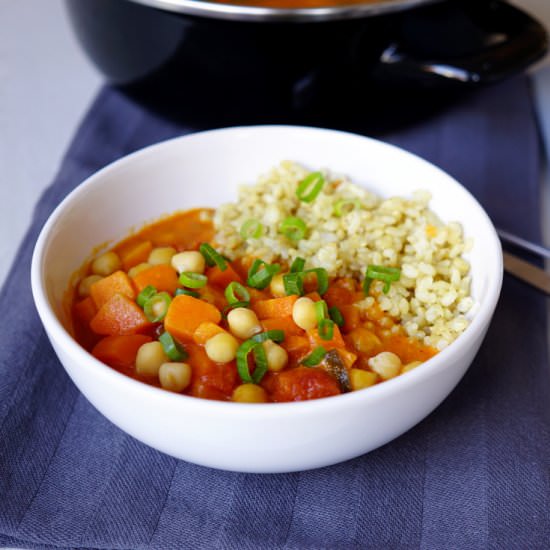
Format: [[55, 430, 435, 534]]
[[497, 229, 550, 260]]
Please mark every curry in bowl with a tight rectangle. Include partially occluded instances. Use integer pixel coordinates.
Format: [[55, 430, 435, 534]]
[[69, 161, 472, 403]]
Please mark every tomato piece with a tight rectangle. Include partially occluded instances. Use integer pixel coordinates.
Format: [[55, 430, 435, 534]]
[[266, 366, 341, 402]]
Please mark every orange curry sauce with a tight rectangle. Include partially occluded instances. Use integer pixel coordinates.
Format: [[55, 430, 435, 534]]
[[69, 209, 436, 402]]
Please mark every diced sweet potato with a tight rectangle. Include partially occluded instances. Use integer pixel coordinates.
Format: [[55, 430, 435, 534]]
[[90, 270, 136, 309], [92, 334, 152, 368], [132, 264, 179, 295], [90, 293, 151, 336], [164, 294, 222, 342]]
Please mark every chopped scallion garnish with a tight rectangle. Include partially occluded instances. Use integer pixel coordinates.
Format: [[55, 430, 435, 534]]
[[247, 259, 280, 290], [333, 198, 361, 217], [304, 268, 329, 295], [315, 299, 328, 323], [301, 346, 327, 367], [283, 272, 304, 296], [199, 243, 227, 271], [290, 257, 306, 273], [251, 330, 285, 344], [279, 216, 307, 243], [143, 292, 172, 322], [240, 219, 264, 239], [137, 285, 157, 308], [236, 339, 268, 384], [159, 331, 188, 361], [179, 272, 208, 289], [363, 265, 401, 294], [328, 306, 345, 328], [175, 288, 200, 298], [296, 172, 325, 203], [225, 281, 250, 305], [318, 318, 335, 341]]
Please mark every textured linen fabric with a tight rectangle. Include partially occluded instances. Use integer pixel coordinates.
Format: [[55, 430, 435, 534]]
[[1, 76, 549, 549]]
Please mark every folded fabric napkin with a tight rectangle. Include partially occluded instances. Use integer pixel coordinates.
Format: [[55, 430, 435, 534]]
[[1, 76, 549, 549]]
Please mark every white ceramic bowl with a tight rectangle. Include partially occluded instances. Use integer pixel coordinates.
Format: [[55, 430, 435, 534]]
[[31, 125, 502, 473]]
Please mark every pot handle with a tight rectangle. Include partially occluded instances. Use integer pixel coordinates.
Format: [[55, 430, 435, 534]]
[[372, 0, 548, 87]]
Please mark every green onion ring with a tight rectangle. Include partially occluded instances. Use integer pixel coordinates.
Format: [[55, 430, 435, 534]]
[[363, 265, 401, 294], [290, 257, 306, 273], [159, 331, 188, 361], [305, 268, 329, 295], [199, 243, 227, 271], [301, 346, 327, 367], [247, 259, 281, 290], [333, 198, 361, 217], [240, 219, 264, 239], [179, 271, 208, 289], [315, 300, 328, 323], [225, 281, 250, 304], [251, 330, 285, 344], [296, 172, 325, 203], [283, 272, 304, 296], [329, 306, 345, 328], [279, 216, 307, 243], [175, 288, 200, 298], [143, 292, 172, 323], [318, 318, 335, 341], [236, 339, 268, 384], [137, 285, 157, 308]]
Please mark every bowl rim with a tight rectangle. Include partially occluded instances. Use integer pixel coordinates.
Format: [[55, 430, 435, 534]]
[[31, 124, 503, 418]]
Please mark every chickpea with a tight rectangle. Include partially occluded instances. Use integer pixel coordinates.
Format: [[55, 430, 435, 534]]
[[232, 383, 268, 403], [78, 274, 103, 298], [227, 308, 261, 340], [269, 273, 286, 297], [205, 332, 239, 363], [135, 342, 169, 378], [148, 246, 177, 265], [127, 262, 151, 278], [91, 251, 121, 276], [262, 340, 288, 372], [350, 369, 379, 391], [368, 351, 401, 380], [171, 250, 205, 274], [292, 297, 317, 331], [159, 362, 192, 392], [402, 360, 423, 374], [348, 327, 381, 355]]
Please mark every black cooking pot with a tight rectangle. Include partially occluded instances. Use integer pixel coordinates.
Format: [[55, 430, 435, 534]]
[[65, 0, 547, 127]]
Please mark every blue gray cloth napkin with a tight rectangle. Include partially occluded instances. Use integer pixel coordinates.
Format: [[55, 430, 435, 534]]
[[1, 76, 549, 549]]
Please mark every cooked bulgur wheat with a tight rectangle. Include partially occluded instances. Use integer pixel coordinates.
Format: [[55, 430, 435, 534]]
[[213, 161, 473, 350]]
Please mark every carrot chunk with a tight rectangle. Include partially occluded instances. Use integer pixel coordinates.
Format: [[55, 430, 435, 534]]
[[340, 304, 361, 333], [193, 321, 226, 345], [280, 334, 309, 354], [90, 293, 151, 335], [90, 270, 136, 309], [92, 334, 152, 368], [187, 344, 237, 398], [164, 294, 222, 342], [120, 240, 153, 271], [261, 316, 303, 336], [132, 264, 179, 295], [306, 323, 346, 350], [206, 264, 243, 288], [253, 295, 298, 320], [73, 296, 97, 326]]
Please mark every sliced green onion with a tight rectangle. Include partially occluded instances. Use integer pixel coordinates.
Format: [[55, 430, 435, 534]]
[[225, 281, 250, 305], [199, 243, 227, 271], [296, 171, 325, 203], [247, 259, 280, 290], [318, 318, 335, 341], [222, 301, 251, 319], [179, 272, 208, 289], [305, 268, 329, 295], [236, 339, 268, 384], [279, 216, 307, 243], [333, 198, 361, 217], [137, 285, 157, 308], [240, 219, 264, 239], [159, 331, 188, 361], [175, 288, 200, 298], [143, 292, 172, 322], [251, 330, 285, 344], [290, 257, 306, 273], [283, 272, 304, 296], [315, 300, 328, 322], [363, 265, 401, 294], [329, 306, 345, 328], [301, 346, 327, 367]]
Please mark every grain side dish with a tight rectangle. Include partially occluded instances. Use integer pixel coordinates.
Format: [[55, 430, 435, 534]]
[[69, 162, 473, 403]]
